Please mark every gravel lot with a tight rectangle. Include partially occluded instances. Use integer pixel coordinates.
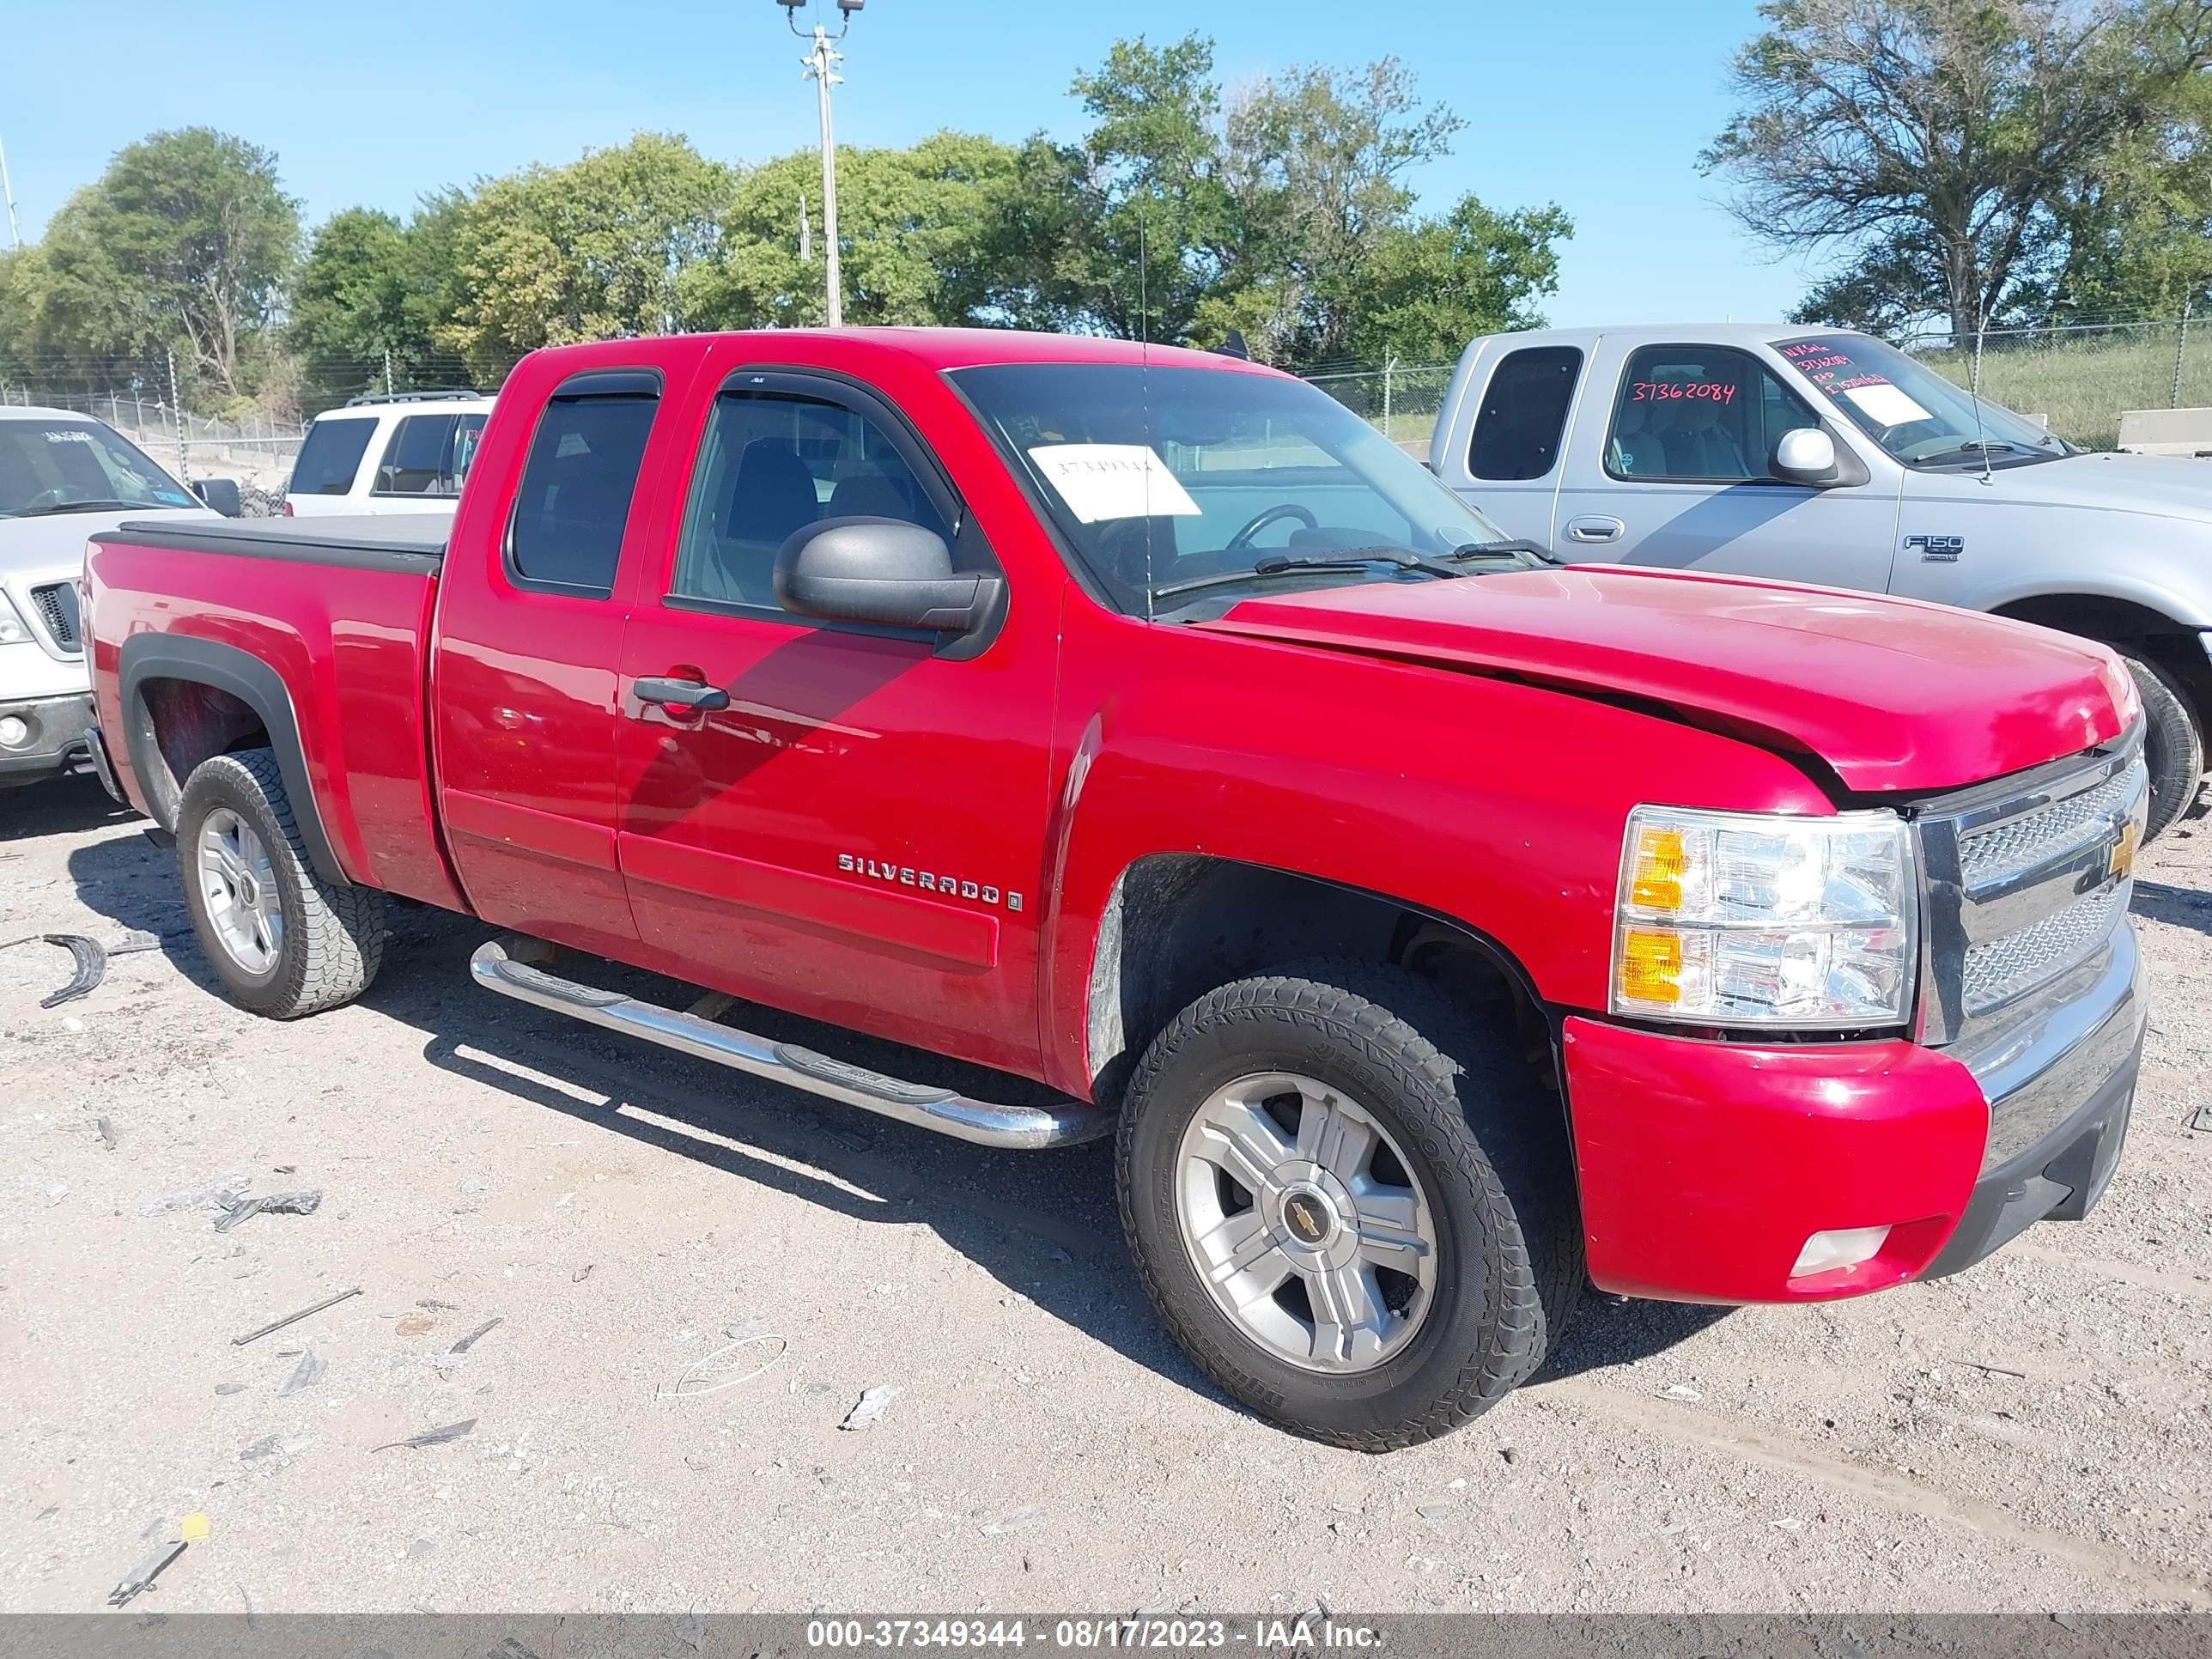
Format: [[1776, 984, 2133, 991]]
[[3, 775, 2209, 1615]]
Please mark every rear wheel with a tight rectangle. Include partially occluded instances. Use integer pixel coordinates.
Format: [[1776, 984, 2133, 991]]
[[1117, 961, 1582, 1450], [2123, 653, 2204, 841], [176, 748, 386, 1018]]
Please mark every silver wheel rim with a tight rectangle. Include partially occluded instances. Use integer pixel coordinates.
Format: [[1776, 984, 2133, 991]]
[[1174, 1071, 1437, 1374], [197, 806, 283, 977]]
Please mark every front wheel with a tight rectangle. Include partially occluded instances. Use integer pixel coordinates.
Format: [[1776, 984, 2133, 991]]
[[176, 748, 386, 1018], [2123, 654, 2204, 841], [1117, 962, 1582, 1450]]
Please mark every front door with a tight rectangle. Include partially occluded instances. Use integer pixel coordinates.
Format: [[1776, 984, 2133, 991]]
[[611, 362, 1058, 1076], [1553, 337, 1901, 592]]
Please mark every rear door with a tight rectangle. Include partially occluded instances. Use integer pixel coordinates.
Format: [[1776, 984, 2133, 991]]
[[1552, 337, 1900, 590], [434, 367, 685, 957], [610, 357, 1056, 1075]]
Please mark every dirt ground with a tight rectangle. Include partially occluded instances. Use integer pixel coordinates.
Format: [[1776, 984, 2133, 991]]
[[3, 775, 2209, 1616]]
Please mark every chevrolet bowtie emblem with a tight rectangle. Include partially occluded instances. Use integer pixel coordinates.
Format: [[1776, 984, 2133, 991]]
[[2109, 822, 2140, 884]]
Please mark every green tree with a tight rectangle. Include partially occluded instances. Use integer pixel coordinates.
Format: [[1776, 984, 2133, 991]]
[[288, 208, 411, 387], [1346, 198, 1572, 364], [1224, 57, 1466, 362], [438, 134, 732, 379], [684, 132, 1031, 329], [1705, 0, 2212, 340], [36, 127, 299, 398]]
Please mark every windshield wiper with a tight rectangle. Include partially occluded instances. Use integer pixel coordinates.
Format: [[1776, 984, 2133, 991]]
[[1449, 537, 1561, 567], [1912, 441, 2046, 467], [1152, 548, 1468, 601], [12, 498, 146, 517]]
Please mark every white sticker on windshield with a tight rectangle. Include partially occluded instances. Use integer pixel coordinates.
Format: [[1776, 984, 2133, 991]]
[[1026, 444, 1201, 523], [1841, 383, 1932, 427]]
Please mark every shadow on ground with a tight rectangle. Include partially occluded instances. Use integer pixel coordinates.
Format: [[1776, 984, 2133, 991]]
[[2, 775, 136, 843], [63, 829, 1729, 1436]]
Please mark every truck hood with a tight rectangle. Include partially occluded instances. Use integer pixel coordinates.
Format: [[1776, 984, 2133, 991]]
[[3, 503, 218, 584], [1194, 566, 2131, 794], [1960, 451, 2212, 523]]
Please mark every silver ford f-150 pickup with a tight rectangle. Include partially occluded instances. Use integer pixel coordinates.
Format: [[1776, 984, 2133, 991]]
[[1431, 324, 2212, 836]]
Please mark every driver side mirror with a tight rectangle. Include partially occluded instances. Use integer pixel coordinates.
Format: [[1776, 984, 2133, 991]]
[[775, 518, 1003, 635], [190, 477, 243, 517], [1771, 428, 1843, 487]]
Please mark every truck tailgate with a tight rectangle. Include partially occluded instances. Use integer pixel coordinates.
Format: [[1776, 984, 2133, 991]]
[[84, 516, 465, 910]]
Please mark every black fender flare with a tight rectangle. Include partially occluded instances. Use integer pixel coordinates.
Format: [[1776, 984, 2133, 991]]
[[117, 633, 347, 885]]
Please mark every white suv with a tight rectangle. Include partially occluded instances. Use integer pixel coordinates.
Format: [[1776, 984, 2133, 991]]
[[283, 391, 495, 517]]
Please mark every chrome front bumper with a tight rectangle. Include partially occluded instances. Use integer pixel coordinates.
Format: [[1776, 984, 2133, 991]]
[[0, 691, 97, 782], [1922, 922, 2144, 1276]]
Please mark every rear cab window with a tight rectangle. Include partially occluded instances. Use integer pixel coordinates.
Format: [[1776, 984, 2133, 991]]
[[1604, 344, 1818, 483], [506, 371, 662, 596], [289, 416, 377, 495], [1468, 346, 1583, 481]]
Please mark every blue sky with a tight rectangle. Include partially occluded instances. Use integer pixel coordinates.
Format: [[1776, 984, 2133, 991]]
[[0, 0, 1823, 341]]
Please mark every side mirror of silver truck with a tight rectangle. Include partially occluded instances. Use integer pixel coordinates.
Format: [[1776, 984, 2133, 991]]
[[1771, 428, 1843, 487]]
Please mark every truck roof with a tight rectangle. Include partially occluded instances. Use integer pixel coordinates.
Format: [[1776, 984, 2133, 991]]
[[530, 328, 1285, 379], [1466, 322, 1859, 351]]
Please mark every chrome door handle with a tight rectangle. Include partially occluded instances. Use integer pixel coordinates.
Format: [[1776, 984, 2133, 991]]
[[1565, 516, 1625, 544], [631, 676, 730, 713]]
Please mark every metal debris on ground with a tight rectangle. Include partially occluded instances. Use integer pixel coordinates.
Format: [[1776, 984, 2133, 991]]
[[448, 1316, 502, 1354], [214, 1382, 246, 1396], [980, 1507, 1043, 1536], [2189, 1103, 2212, 1133], [1958, 1358, 2029, 1378], [372, 1418, 477, 1452], [143, 1176, 252, 1218], [839, 1386, 899, 1431], [95, 1117, 116, 1150], [214, 1189, 324, 1233], [279, 1347, 328, 1395], [232, 1287, 361, 1346], [572, 1264, 594, 1283], [106, 1540, 185, 1607], [0, 932, 106, 1008], [663, 1330, 788, 1400]]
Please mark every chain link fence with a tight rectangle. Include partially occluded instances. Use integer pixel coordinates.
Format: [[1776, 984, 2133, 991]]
[[1299, 362, 1456, 459], [1899, 315, 2208, 453]]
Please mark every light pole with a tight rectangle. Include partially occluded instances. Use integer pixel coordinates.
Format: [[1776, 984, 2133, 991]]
[[0, 134, 21, 251], [778, 0, 864, 327]]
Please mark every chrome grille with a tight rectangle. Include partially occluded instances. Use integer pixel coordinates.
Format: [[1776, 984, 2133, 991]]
[[30, 583, 80, 653], [1957, 763, 2138, 889], [1961, 879, 2130, 1014], [1914, 730, 2145, 1045]]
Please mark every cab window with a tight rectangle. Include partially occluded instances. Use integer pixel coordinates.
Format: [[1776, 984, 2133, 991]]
[[1605, 345, 1819, 483], [507, 381, 659, 595], [670, 390, 953, 614], [1468, 346, 1582, 481]]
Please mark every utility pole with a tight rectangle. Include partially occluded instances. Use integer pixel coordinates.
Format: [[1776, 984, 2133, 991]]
[[0, 134, 21, 250], [780, 1, 865, 327]]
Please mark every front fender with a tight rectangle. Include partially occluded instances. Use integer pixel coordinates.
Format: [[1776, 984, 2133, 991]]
[[1034, 611, 1837, 1097]]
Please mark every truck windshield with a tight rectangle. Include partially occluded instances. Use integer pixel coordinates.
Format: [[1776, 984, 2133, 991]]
[[0, 418, 198, 517], [1775, 335, 2070, 469], [950, 362, 1516, 614]]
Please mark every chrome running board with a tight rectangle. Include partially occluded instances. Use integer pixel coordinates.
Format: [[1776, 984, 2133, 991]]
[[468, 937, 1114, 1151]]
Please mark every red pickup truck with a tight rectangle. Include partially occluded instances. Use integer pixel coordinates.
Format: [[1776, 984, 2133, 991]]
[[82, 329, 2148, 1449]]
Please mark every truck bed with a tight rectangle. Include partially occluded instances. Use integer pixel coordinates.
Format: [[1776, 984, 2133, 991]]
[[85, 514, 465, 911]]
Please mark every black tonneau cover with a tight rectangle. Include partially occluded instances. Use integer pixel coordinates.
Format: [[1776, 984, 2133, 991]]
[[92, 514, 449, 576]]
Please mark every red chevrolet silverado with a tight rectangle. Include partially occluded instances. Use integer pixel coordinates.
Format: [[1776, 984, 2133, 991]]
[[82, 330, 2148, 1449]]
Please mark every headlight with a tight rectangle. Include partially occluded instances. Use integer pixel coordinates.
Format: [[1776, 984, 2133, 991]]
[[0, 594, 31, 646], [1612, 805, 1917, 1029]]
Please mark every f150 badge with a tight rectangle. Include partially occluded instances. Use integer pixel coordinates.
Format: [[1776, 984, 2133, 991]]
[[839, 854, 1024, 912], [1905, 533, 1965, 562]]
